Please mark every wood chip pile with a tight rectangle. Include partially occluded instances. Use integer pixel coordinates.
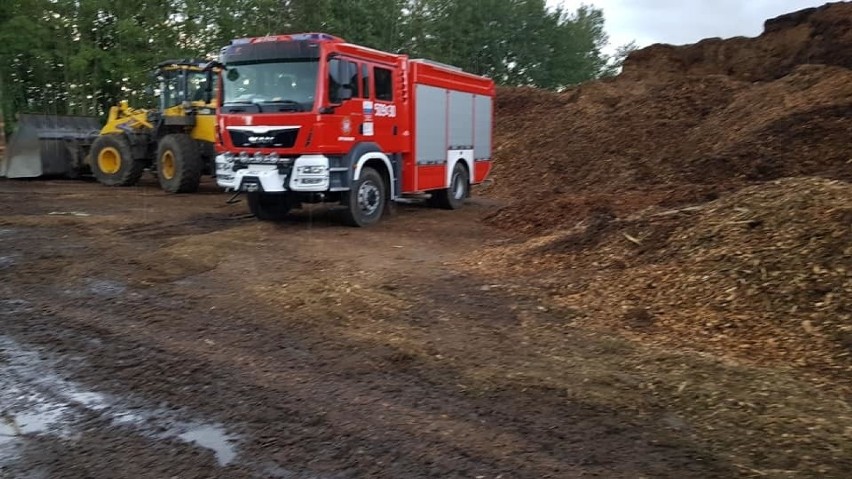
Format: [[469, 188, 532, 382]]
[[485, 3, 852, 236], [478, 3, 852, 373], [476, 178, 851, 372]]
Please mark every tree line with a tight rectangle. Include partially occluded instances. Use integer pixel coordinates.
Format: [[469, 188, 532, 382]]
[[0, 0, 630, 133]]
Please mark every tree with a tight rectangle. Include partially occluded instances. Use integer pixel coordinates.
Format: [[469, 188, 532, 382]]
[[402, 0, 614, 89], [0, 0, 626, 133], [600, 41, 639, 78]]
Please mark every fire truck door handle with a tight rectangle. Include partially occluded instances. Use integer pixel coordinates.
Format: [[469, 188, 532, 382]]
[[392, 126, 398, 135]]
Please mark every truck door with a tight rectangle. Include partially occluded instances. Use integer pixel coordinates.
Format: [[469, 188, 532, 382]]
[[367, 64, 402, 151], [327, 57, 363, 142]]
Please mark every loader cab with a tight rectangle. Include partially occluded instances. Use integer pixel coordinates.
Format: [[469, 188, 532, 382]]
[[155, 62, 219, 113]]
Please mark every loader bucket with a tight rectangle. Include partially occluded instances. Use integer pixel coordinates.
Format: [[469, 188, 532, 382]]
[[1, 114, 101, 178]]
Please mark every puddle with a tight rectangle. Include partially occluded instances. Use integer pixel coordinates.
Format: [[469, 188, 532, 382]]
[[0, 391, 73, 450], [178, 424, 239, 466], [111, 411, 144, 425], [1, 415, 22, 443], [86, 279, 127, 298], [15, 407, 69, 435], [0, 335, 242, 468], [0, 299, 31, 315], [68, 391, 108, 411], [0, 255, 15, 269]]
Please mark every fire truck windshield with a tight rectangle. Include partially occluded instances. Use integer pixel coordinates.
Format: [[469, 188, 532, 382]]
[[223, 60, 318, 112]]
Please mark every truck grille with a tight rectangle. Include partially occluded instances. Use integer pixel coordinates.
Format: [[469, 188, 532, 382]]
[[228, 127, 299, 148]]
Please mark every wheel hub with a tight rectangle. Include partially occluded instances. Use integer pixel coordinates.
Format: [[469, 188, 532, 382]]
[[452, 173, 465, 199], [357, 181, 380, 215], [161, 151, 176, 180], [97, 147, 121, 175]]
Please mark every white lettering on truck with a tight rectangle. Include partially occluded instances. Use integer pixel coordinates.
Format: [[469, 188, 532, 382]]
[[374, 103, 397, 118]]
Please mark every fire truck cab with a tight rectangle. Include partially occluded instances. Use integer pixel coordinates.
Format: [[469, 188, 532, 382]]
[[215, 33, 494, 226]]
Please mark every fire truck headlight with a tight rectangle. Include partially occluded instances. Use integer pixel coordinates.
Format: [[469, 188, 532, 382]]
[[301, 165, 325, 174], [215, 154, 235, 175], [238, 151, 250, 162]]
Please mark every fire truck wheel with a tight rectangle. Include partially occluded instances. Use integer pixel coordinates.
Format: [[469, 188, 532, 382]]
[[247, 192, 291, 221], [90, 134, 144, 187], [432, 162, 469, 210], [343, 166, 386, 227]]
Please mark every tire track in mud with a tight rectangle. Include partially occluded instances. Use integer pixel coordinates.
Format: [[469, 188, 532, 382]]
[[0, 181, 736, 478], [0, 274, 734, 479]]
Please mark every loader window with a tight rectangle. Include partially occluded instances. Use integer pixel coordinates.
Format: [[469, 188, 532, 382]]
[[187, 71, 214, 103], [160, 73, 184, 109], [374, 67, 393, 101]]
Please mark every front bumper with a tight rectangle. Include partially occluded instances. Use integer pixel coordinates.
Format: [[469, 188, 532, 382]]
[[215, 154, 330, 193]]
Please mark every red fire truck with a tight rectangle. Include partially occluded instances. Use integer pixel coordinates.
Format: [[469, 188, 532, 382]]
[[215, 33, 494, 226]]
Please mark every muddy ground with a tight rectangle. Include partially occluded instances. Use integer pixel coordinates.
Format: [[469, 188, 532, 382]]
[[0, 178, 849, 478]]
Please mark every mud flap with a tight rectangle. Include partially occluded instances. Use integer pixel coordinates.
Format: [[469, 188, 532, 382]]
[[1, 114, 100, 178]]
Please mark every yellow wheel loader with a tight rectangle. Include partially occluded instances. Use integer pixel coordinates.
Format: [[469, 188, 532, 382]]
[[1, 60, 220, 193]]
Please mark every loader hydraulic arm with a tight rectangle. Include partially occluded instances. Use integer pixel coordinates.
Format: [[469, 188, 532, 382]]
[[101, 101, 153, 135]]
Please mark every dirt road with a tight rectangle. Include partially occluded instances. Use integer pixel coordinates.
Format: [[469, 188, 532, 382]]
[[0, 178, 848, 478]]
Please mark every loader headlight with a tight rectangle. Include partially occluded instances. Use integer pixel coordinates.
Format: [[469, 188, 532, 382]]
[[300, 165, 325, 174]]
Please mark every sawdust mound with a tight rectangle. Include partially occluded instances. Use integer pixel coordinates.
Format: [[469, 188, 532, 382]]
[[479, 4, 852, 371], [622, 2, 852, 82], [486, 3, 852, 235], [476, 178, 852, 371]]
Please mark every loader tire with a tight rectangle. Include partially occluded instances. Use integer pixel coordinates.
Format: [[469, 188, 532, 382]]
[[90, 134, 144, 187], [431, 162, 468, 210], [156, 134, 202, 193], [247, 192, 292, 221]]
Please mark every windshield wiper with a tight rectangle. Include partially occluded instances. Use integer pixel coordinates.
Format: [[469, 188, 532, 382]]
[[256, 100, 305, 112], [221, 101, 264, 113]]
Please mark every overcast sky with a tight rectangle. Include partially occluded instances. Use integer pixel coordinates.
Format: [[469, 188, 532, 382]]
[[550, 0, 830, 52]]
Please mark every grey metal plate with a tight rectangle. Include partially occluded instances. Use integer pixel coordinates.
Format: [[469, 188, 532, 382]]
[[448, 91, 473, 149], [415, 84, 447, 165], [474, 95, 492, 159]]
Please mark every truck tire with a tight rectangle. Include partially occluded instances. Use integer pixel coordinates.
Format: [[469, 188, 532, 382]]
[[432, 162, 469, 210], [247, 192, 291, 221], [342, 166, 386, 227], [90, 134, 144, 187], [156, 134, 202, 193]]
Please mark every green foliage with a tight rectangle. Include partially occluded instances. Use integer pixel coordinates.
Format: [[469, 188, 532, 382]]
[[0, 0, 630, 135]]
